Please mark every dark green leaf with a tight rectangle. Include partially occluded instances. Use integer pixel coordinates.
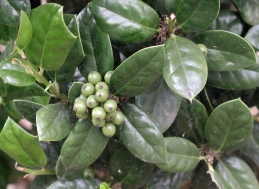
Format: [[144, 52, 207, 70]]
[[215, 156, 259, 189], [142, 0, 165, 16], [47, 178, 98, 189], [207, 167, 231, 189], [231, 0, 259, 25], [91, 0, 160, 43], [135, 75, 182, 133], [205, 99, 253, 152], [176, 0, 220, 32], [40, 141, 60, 169], [31, 175, 57, 189], [110, 45, 165, 97], [47, 14, 85, 83], [0, 41, 14, 62], [61, 119, 109, 170], [0, 105, 8, 131], [109, 147, 154, 188], [245, 25, 259, 51], [0, 155, 11, 189], [118, 102, 167, 164], [36, 103, 74, 141], [0, 0, 30, 26], [25, 3, 77, 71], [163, 36, 207, 101], [208, 10, 244, 35], [156, 137, 200, 173], [13, 100, 43, 125], [0, 118, 47, 167], [162, 0, 181, 14], [77, 5, 113, 78], [68, 82, 84, 107], [0, 24, 17, 44], [192, 30, 256, 71], [0, 77, 6, 96]]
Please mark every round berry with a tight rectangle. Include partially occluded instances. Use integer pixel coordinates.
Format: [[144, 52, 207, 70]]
[[112, 111, 124, 125], [92, 118, 106, 127], [95, 89, 109, 103], [83, 168, 95, 179], [73, 99, 87, 114], [81, 83, 95, 97], [104, 70, 113, 84], [88, 71, 102, 85], [86, 95, 99, 109], [74, 94, 87, 103], [92, 107, 106, 120], [102, 123, 116, 137], [95, 82, 109, 91], [106, 111, 117, 121], [76, 112, 89, 119], [104, 99, 117, 113], [197, 44, 208, 56]]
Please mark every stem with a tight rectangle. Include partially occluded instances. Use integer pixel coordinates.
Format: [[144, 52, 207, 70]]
[[199, 88, 214, 115], [15, 163, 56, 176]]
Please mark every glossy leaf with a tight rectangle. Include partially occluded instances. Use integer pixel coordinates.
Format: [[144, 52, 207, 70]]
[[208, 10, 244, 35], [0, 118, 47, 167], [0, 41, 14, 62], [231, 0, 259, 25], [61, 119, 109, 170], [68, 82, 84, 107], [110, 45, 165, 97], [0, 24, 17, 43], [176, 0, 220, 32], [36, 103, 74, 141], [163, 36, 207, 101], [0, 77, 6, 96], [162, 0, 181, 14], [25, 3, 77, 71], [215, 156, 259, 189], [156, 137, 200, 173], [0, 0, 30, 26], [118, 102, 167, 164], [47, 14, 85, 83], [192, 30, 256, 71], [91, 0, 160, 43], [205, 99, 253, 152], [15, 10, 32, 50], [135, 75, 182, 133], [40, 141, 60, 169], [47, 178, 98, 189], [77, 5, 113, 78], [207, 167, 231, 189], [109, 147, 154, 188], [13, 100, 43, 125], [31, 175, 57, 189], [245, 25, 259, 51]]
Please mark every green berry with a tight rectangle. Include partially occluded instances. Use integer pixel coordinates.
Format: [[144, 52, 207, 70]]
[[112, 111, 124, 125], [88, 71, 102, 85], [86, 95, 99, 109], [75, 94, 87, 103], [197, 44, 208, 56], [73, 99, 87, 114], [95, 82, 109, 91], [106, 111, 117, 121], [92, 118, 106, 127], [104, 99, 117, 113], [102, 123, 116, 137], [83, 168, 95, 179], [92, 107, 106, 120], [104, 70, 113, 84], [95, 89, 109, 103], [76, 112, 89, 119], [81, 83, 95, 97]]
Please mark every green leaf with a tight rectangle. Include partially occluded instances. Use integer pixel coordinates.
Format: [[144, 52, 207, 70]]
[[31, 175, 57, 189], [13, 100, 43, 125], [0, 0, 30, 26], [163, 36, 207, 101], [208, 10, 244, 35], [68, 82, 84, 107], [47, 14, 85, 83], [100, 182, 111, 189], [40, 141, 60, 169], [0, 155, 11, 189], [176, 0, 220, 32], [25, 3, 77, 71], [15, 10, 32, 50], [205, 99, 253, 152], [192, 30, 257, 71], [162, 0, 181, 14], [0, 41, 14, 62], [207, 167, 232, 189], [118, 102, 167, 164], [36, 103, 74, 141], [156, 137, 200, 173], [0, 24, 17, 44], [0, 118, 47, 167], [207, 64, 259, 90], [47, 178, 98, 189], [231, 0, 259, 25], [110, 45, 165, 97], [0, 77, 6, 96], [135, 75, 182, 133], [0, 105, 8, 131], [109, 147, 154, 188], [215, 156, 259, 189], [0, 62, 36, 86], [77, 5, 113, 78], [245, 25, 259, 51], [91, 0, 160, 43], [61, 119, 109, 170]]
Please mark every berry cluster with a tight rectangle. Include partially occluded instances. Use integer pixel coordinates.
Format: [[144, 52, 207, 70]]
[[73, 71, 124, 137]]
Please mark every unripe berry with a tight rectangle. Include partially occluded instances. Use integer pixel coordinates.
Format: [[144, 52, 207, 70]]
[[88, 71, 102, 85], [76, 112, 89, 120], [92, 118, 106, 127], [81, 83, 95, 97], [104, 99, 117, 113], [86, 95, 99, 109], [73, 99, 87, 114], [75, 94, 87, 103], [104, 70, 113, 84], [95, 89, 109, 103], [102, 123, 116, 137], [92, 107, 106, 120], [112, 111, 124, 125], [106, 111, 117, 121], [95, 82, 109, 91]]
